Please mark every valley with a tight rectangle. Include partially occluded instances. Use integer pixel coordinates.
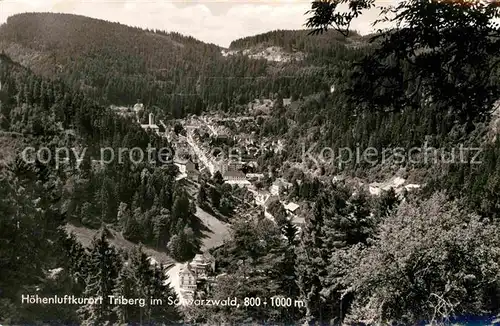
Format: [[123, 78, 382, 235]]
[[1, 6, 500, 325]]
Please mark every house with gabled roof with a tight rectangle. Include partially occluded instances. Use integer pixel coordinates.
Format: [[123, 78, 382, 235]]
[[179, 263, 197, 291]]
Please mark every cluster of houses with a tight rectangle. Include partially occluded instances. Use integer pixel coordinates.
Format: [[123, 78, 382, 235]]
[[173, 154, 301, 223], [174, 133, 301, 222], [171, 155, 262, 185], [130, 102, 302, 224], [198, 116, 232, 139]]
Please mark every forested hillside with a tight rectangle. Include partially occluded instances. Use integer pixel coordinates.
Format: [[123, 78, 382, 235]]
[[0, 49, 194, 323], [0, 13, 362, 118]]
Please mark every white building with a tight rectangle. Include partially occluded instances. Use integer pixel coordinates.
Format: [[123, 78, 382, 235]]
[[174, 159, 199, 181], [270, 178, 293, 196], [369, 177, 406, 196], [140, 113, 160, 135], [254, 191, 279, 208], [179, 263, 197, 292]]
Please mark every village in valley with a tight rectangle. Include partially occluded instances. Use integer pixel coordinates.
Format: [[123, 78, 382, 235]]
[[110, 93, 424, 306], [112, 96, 307, 304], [121, 98, 304, 226]]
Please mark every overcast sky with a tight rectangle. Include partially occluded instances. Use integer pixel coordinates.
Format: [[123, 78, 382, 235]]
[[0, 0, 392, 47]]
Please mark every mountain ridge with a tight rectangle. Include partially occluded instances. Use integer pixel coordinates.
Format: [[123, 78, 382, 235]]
[[0, 12, 367, 119]]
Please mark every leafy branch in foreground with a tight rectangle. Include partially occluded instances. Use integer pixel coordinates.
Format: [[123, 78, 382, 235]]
[[306, 0, 500, 125], [305, 0, 376, 37]]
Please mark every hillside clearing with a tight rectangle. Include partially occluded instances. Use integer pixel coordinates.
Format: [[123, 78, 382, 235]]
[[64, 223, 174, 266]]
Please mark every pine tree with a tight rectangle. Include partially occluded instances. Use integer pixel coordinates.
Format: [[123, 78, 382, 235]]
[[79, 151, 92, 178], [80, 202, 98, 228], [345, 190, 373, 245], [281, 219, 298, 246], [122, 208, 143, 242], [149, 264, 181, 322], [78, 231, 120, 325], [117, 202, 129, 226], [172, 189, 191, 222], [129, 246, 154, 323], [210, 186, 221, 208], [273, 204, 288, 227], [219, 196, 233, 215], [295, 185, 353, 325], [197, 182, 208, 206], [112, 261, 140, 323], [152, 208, 169, 248], [167, 235, 183, 261]]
